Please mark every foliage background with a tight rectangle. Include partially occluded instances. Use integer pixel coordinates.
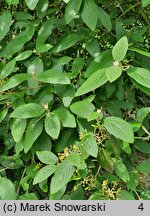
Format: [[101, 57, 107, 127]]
[[0, 0, 150, 200]]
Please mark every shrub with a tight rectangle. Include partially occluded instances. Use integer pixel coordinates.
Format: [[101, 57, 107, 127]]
[[0, 0, 150, 200]]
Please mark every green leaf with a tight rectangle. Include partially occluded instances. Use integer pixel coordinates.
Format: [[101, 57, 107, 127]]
[[0, 11, 12, 41], [11, 119, 26, 143], [37, 69, 70, 85], [6, 0, 19, 4], [70, 100, 95, 118], [142, 0, 150, 7], [0, 177, 16, 199], [52, 33, 81, 53], [36, 0, 49, 18], [81, 0, 99, 31], [15, 50, 32, 61], [44, 112, 61, 139], [99, 7, 112, 32], [67, 152, 81, 167], [19, 193, 38, 200], [136, 162, 150, 173], [104, 116, 134, 143], [33, 164, 56, 185], [137, 107, 150, 123], [36, 18, 54, 53], [98, 148, 114, 172], [62, 85, 75, 107], [114, 160, 130, 182], [135, 140, 150, 154], [86, 37, 100, 57], [36, 151, 58, 164], [127, 172, 139, 191], [10, 103, 45, 119], [50, 160, 75, 194], [75, 68, 108, 96], [0, 74, 30, 92], [117, 190, 135, 200], [127, 67, 150, 89], [25, 0, 39, 10], [24, 118, 43, 153], [112, 36, 128, 61], [65, 0, 82, 24], [132, 79, 150, 96], [129, 47, 150, 58], [0, 59, 16, 79], [81, 134, 98, 158], [106, 65, 122, 82], [0, 108, 8, 123], [53, 107, 76, 128]]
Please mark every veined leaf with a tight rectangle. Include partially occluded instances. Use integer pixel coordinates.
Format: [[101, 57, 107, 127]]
[[33, 164, 56, 185], [117, 190, 135, 200], [75, 68, 108, 96], [65, 0, 82, 24], [36, 151, 58, 164], [24, 118, 43, 153], [0, 11, 12, 41], [99, 7, 112, 32], [0, 177, 16, 199], [0, 59, 16, 79], [129, 47, 150, 58], [106, 65, 122, 82], [70, 100, 95, 118], [81, 0, 99, 31], [81, 134, 98, 158], [0, 74, 30, 92], [136, 162, 150, 173], [112, 36, 128, 61], [50, 160, 75, 194], [10, 103, 45, 118], [127, 67, 150, 89], [11, 118, 26, 143], [114, 160, 130, 182], [44, 112, 61, 139], [104, 116, 134, 143], [137, 107, 150, 123], [37, 69, 70, 85]]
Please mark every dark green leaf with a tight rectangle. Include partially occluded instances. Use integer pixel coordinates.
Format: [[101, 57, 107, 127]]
[[0, 11, 12, 41]]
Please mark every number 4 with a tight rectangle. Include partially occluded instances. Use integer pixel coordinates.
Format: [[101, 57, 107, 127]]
[[138, 203, 144, 211]]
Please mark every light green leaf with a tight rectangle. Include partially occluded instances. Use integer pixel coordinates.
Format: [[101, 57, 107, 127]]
[[37, 69, 70, 85], [53, 107, 76, 128], [10, 103, 45, 118], [0, 177, 16, 199], [15, 50, 32, 61], [24, 118, 43, 153], [81, 134, 98, 158], [25, 0, 39, 10], [52, 33, 81, 53], [75, 68, 108, 96], [114, 160, 130, 182], [0, 74, 30, 92], [112, 36, 128, 61], [0, 108, 8, 123], [81, 0, 99, 31], [67, 152, 81, 167], [70, 100, 95, 118], [137, 107, 150, 123], [142, 0, 150, 7], [33, 164, 56, 185], [0, 59, 16, 79], [98, 148, 114, 173], [99, 7, 112, 32], [36, 151, 58, 164], [127, 172, 139, 191], [136, 162, 150, 173], [127, 67, 150, 89], [19, 193, 38, 200], [6, 0, 19, 4], [117, 190, 135, 200], [44, 112, 61, 139], [104, 116, 134, 143], [50, 160, 75, 194], [106, 65, 122, 82], [0, 11, 12, 41], [62, 85, 75, 107], [11, 119, 26, 143], [65, 0, 82, 24]]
